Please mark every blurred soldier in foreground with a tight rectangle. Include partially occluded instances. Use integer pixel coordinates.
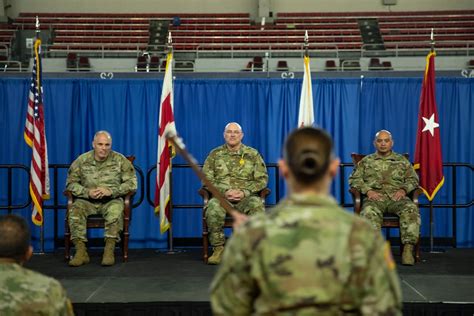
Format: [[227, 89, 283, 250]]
[[203, 122, 268, 264], [0, 214, 74, 315], [66, 131, 137, 267], [349, 130, 420, 265], [211, 127, 402, 315]]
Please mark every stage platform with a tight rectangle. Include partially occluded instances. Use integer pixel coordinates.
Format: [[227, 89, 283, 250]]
[[25, 248, 474, 315]]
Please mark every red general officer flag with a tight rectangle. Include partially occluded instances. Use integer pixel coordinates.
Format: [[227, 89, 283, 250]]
[[155, 52, 176, 234], [414, 51, 444, 201]]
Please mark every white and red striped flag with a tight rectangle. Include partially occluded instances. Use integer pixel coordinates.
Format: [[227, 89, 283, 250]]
[[24, 37, 50, 226], [154, 52, 176, 234]]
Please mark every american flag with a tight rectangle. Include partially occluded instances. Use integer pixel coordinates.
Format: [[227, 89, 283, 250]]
[[24, 37, 50, 226]]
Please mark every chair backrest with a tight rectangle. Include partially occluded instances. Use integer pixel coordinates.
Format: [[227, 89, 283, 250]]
[[369, 58, 380, 65], [67, 52, 77, 60], [253, 56, 263, 63], [351, 152, 409, 166]]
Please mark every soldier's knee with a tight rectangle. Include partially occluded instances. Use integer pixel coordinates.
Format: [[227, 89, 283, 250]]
[[68, 207, 87, 222], [106, 205, 124, 219], [206, 198, 225, 218], [361, 206, 380, 218]]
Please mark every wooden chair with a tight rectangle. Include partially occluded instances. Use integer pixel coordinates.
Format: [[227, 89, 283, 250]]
[[64, 156, 136, 262], [349, 153, 422, 262], [198, 187, 270, 263]]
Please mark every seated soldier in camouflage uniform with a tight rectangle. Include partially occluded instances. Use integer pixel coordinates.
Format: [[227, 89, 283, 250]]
[[0, 214, 74, 315], [66, 131, 137, 267], [211, 127, 402, 315], [202, 122, 268, 265], [349, 129, 420, 265]]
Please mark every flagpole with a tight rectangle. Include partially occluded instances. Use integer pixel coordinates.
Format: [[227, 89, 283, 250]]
[[429, 201, 434, 252], [163, 32, 182, 255], [427, 28, 443, 254], [303, 30, 309, 58], [35, 16, 46, 255]]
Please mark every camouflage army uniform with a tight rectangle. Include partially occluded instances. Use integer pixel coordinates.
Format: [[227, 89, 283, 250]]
[[66, 150, 137, 242], [0, 260, 74, 315], [349, 152, 420, 245], [210, 193, 402, 315], [203, 144, 268, 247]]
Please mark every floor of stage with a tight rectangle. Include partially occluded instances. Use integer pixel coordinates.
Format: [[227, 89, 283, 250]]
[[25, 247, 474, 312]]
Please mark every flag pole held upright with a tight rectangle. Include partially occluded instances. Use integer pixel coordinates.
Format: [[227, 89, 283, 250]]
[[297, 30, 314, 127], [413, 28, 444, 252], [24, 16, 50, 252], [155, 31, 176, 241]]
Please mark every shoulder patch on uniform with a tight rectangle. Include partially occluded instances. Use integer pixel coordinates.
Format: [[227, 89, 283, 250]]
[[384, 241, 396, 270]]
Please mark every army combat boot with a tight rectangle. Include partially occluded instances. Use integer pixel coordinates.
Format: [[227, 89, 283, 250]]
[[101, 238, 116, 266], [402, 244, 415, 266], [208, 246, 224, 265], [69, 240, 90, 267]]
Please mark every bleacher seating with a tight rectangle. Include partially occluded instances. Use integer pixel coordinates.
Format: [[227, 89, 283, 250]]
[[10, 10, 474, 55], [468, 60, 474, 70], [325, 60, 337, 71], [276, 60, 289, 72], [3, 10, 473, 73], [168, 10, 474, 52], [78, 56, 91, 71], [0, 23, 15, 52], [66, 52, 77, 70]]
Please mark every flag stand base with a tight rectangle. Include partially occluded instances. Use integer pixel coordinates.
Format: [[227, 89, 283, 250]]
[[154, 249, 185, 255], [428, 248, 445, 254]]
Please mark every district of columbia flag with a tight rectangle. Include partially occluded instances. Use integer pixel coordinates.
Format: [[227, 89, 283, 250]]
[[297, 55, 314, 127], [414, 51, 444, 201], [24, 37, 50, 226], [155, 52, 176, 234]]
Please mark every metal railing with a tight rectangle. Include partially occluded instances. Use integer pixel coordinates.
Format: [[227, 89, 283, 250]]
[[1, 161, 472, 249], [196, 43, 340, 59], [361, 41, 474, 57], [1, 60, 22, 72], [38, 43, 147, 58]]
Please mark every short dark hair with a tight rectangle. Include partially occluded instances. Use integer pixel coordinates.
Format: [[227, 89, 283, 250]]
[[283, 127, 333, 184], [0, 214, 31, 261]]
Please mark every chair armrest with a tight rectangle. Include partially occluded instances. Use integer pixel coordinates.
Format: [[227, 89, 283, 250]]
[[259, 188, 271, 201], [63, 190, 74, 209], [349, 187, 362, 214], [409, 187, 423, 206], [123, 190, 136, 218], [198, 187, 211, 204]]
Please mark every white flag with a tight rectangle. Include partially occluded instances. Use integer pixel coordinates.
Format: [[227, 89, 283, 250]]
[[297, 55, 314, 127]]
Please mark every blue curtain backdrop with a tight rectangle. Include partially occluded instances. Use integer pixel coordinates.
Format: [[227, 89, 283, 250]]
[[0, 77, 472, 249]]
